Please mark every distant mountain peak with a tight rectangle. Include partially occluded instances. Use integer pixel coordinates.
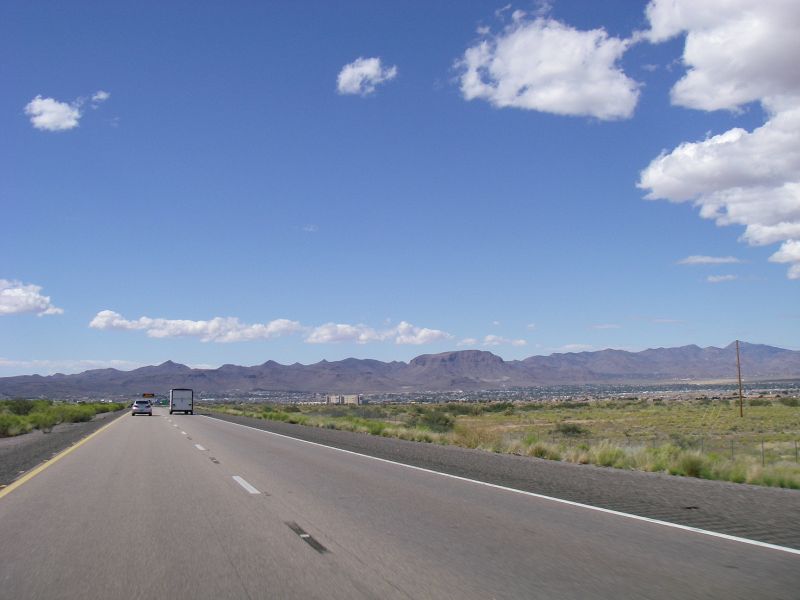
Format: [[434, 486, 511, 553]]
[[0, 342, 797, 398]]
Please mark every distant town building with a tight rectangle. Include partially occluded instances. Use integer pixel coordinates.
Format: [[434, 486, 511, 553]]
[[325, 394, 363, 405]]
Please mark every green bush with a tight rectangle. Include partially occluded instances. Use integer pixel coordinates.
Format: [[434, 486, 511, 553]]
[[778, 397, 799, 407], [748, 398, 772, 407], [54, 405, 95, 423], [6, 399, 37, 416], [28, 411, 58, 432], [0, 413, 28, 436], [528, 443, 561, 461], [0, 398, 52, 417], [482, 402, 514, 413], [672, 452, 708, 478], [554, 422, 589, 436], [418, 410, 455, 432], [595, 444, 626, 467], [443, 403, 483, 416]]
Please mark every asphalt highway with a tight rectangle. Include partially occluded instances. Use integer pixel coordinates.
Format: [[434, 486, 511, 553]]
[[0, 408, 797, 599]]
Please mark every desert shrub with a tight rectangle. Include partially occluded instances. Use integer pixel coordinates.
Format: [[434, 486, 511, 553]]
[[419, 410, 454, 432], [364, 421, 387, 435], [29, 411, 58, 432], [6, 399, 37, 416], [50, 405, 94, 423], [748, 398, 772, 407], [553, 422, 589, 436], [443, 403, 482, 416], [261, 409, 291, 422], [527, 443, 561, 461], [483, 402, 514, 413], [778, 397, 799, 407], [671, 452, 708, 478], [89, 402, 123, 414], [283, 404, 301, 413], [452, 422, 501, 449], [749, 464, 800, 489], [668, 433, 694, 449], [0, 413, 29, 436], [518, 402, 546, 411], [594, 443, 626, 467], [522, 432, 539, 446], [557, 401, 588, 409]]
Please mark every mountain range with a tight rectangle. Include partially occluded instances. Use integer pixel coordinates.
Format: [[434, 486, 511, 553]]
[[1, 342, 798, 398]]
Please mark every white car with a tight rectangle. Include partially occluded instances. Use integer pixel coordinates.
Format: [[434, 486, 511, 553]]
[[131, 399, 152, 416]]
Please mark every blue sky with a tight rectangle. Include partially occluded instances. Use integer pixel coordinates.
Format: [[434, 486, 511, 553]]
[[2, 1, 799, 376]]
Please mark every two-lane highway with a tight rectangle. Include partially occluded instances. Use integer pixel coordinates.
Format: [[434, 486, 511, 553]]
[[1, 407, 797, 599]]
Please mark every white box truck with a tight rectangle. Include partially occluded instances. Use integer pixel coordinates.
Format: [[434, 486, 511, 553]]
[[169, 388, 193, 415]]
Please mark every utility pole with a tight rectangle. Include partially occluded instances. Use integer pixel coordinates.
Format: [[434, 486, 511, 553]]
[[736, 340, 744, 418]]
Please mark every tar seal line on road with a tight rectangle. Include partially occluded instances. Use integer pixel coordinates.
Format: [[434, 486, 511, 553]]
[[286, 522, 329, 554]]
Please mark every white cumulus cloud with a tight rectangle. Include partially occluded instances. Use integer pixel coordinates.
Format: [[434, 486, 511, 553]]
[[707, 274, 738, 283], [592, 323, 620, 330], [305, 323, 383, 344], [393, 321, 452, 345], [483, 334, 527, 347], [639, 0, 800, 279], [92, 90, 111, 103], [769, 239, 800, 279], [24, 90, 111, 131], [644, 0, 800, 111], [24, 96, 81, 131], [89, 310, 303, 343], [457, 15, 640, 119], [305, 321, 451, 345], [337, 57, 397, 96], [678, 255, 743, 265], [90, 311, 452, 345], [0, 279, 63, 316]]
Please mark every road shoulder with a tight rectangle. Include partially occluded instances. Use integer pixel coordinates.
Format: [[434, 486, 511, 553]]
[[0, 409, 126, 486]]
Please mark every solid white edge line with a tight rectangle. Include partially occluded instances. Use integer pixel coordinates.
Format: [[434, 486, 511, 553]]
[[201, 415, 800, 556], [195, 444, 207, 451], [232, 475, 261, 494]]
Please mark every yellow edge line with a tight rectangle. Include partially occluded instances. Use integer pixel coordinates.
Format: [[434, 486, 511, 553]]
[[0, 411, 127, 500]]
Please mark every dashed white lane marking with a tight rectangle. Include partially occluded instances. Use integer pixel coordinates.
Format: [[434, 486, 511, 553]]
[[172, 424, 178, 428], [232, 476, 260, 495], [204, 415, 800, 556], [181, 431, 187, 435], [195, 444, 207, 451]]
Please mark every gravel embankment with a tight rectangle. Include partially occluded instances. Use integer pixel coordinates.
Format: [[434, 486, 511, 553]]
[[201, 409, 800, 550], [0, 409, 126, 486]]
